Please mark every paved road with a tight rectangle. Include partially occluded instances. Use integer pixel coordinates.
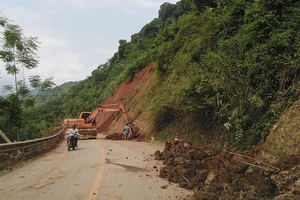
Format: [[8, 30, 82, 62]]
[[0, 134, 194, 200]]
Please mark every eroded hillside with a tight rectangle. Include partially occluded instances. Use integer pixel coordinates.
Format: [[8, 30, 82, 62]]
[[259, 99, 300, 163], [95, 63, 157, 137], [98, 62, 300, 199]]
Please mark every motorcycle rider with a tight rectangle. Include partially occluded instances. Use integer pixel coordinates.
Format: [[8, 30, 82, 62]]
[[67, 124, 80, 147]]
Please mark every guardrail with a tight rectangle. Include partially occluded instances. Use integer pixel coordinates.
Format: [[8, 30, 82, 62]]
[[0, 129, 64, 153]]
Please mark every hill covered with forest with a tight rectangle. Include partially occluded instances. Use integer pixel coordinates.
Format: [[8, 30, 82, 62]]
[[1, 0, 299, 153], [60, 0, 300, 149]]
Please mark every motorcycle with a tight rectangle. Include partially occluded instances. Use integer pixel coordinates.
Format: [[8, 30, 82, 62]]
[[67, 134, 77, 151]]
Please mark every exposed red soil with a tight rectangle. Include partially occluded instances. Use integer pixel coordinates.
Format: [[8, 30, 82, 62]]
[[154, 139, 300, 200], [100, 62, 300, 199], [105, 132, 125, 140], [3, 60, 300, 199], [95, 63, 156, 135], [105, 63, 156, 104]]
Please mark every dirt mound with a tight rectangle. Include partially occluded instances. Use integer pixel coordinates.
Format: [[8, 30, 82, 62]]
[[94, 61, 300, 199], [105, 132, 124, 140], [154, 139, 300, 199], [105, 131, 146, 141]]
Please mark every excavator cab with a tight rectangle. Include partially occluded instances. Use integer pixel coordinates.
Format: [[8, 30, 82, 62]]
[[81, 112, 91, 122]]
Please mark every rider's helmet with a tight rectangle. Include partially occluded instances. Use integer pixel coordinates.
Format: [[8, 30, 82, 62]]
[[72, 124, 76, 128]]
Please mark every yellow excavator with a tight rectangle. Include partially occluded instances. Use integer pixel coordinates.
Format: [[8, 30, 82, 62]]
[[63, 103, 139, 139]]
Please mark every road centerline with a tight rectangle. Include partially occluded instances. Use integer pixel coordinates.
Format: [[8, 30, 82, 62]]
[[88, 148, 105, 200]]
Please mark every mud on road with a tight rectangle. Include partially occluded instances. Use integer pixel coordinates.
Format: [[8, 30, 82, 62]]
[[0, 135, 194, 200], [154, 139, 300, 200], [2, 134, 300, 200]]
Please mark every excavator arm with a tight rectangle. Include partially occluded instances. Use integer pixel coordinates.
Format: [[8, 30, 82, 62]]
[[77, 103, 140, 138], [85, 103, 129, 124]]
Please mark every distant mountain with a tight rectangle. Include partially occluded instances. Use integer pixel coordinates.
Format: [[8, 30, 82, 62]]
[[34, 81, 78, 104]]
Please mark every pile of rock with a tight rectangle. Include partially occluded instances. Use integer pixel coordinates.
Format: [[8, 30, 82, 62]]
[[105, 132, 124, 140], [154, 139, 300, 199]]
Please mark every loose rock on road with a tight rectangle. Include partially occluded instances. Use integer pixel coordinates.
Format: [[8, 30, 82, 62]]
[[0, 134, 194, 200]]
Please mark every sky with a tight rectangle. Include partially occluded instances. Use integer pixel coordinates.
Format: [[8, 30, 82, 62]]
[[0, 0, 178, 93]]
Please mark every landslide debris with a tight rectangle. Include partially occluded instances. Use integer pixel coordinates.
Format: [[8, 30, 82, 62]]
[[105, 132, 145, 141], [154, 139, 300, 200], [105, 132, 124, 140]]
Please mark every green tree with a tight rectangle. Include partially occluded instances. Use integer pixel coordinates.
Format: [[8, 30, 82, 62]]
[[0, 17, 55, 141]]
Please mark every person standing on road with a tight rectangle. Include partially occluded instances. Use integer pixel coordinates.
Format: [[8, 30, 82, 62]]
[[123, 123, 131, 140]]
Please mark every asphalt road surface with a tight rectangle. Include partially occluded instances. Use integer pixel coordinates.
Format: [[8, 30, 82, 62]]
[[0, 134, 194, 200]]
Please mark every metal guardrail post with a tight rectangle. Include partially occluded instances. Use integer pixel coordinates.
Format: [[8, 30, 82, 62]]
[[0, 130, 12, 143]]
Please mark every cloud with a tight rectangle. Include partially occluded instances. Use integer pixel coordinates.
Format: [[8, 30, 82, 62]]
[[23, 32, 78, 85], [40, 0, 120, 8], [39, 35, 69, 49], [129, 0, 164, 8], [129, 0, 178, 8], [0, 0, 180, 90], [40, 0, 178, 8], [95, 40, 118, 63], [0, 5, 43, 24], [0, 4, 89, 86], [30, 50, 93, 85], [0, 26, 89, 88]]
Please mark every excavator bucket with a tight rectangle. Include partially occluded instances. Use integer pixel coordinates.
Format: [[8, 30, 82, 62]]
[[130, 124, 140, 138], [78, 128, 97, 139]]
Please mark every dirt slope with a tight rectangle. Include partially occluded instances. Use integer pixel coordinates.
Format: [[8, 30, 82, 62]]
[[259, 99, 300, 163], [95, 63, 156, 137], [98, 63, 300, 199]]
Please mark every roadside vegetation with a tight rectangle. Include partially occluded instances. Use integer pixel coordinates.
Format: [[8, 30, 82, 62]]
[[0, 17, 55, 141], [1, 0, 299, 151]]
